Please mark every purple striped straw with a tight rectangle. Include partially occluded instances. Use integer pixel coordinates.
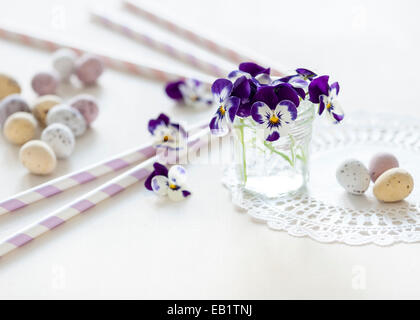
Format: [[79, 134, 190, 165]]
[[0, 129, 210, 259], [0, 120, 208, 216], [122, 0, 287, 77], [0, 23, 213, 83], [90, 11, 230, 78]]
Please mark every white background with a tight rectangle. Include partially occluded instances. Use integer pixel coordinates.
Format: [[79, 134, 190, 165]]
[[0, 0, 419, 299]]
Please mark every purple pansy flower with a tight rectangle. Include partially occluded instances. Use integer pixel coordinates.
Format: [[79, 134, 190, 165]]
[[148, 113, 187, 150], [228, 62, 271, 82], [250, 86, 298, 141], [308, 76, 344, 123], [209, 79, 240, 136], [277, 68, 317, 89], [146, 163, 191, 201], [165, 78, 212, 108]]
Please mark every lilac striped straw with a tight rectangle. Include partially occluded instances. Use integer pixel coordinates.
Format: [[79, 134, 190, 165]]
[[90, 11, 229, 78], [0, 129, 210, 259], [123, 0, 287, 77], [0, 23, 213, 83], [0, 120, 208, 216]]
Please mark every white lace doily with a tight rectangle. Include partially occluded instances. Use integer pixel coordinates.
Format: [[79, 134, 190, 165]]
[[223, 112, 420, 246]]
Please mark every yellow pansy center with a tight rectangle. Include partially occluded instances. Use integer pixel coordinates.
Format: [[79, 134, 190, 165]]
[[326, 102, 332, 109], [219, 105, 226, 116], [169, 183, 177, 190], [269, 114, 280, 124], [163, 135, 170, 142]]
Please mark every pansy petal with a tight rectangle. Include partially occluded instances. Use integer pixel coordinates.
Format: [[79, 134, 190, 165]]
[[289, 77, 308, 88], [165, 80, 184, 100], [211, 79, 233, 103], [296, 68, 317, 79], [182, 190, 191, 198], [255, 73, 272, 85], [168, 165, 187, 186], [252, 86, 279, 109], [153, 162, 169, 176], [239, 62, 270, 77], [209, 114, 229, 136], [308, 75, 329, 103], [151, 175, 169, 196], [274, 83, 300, 108], [330, 81, 340, 97], [168, 187, 186, 202], [327, 100, 345, 124], [276, 100, 298, 122], [265, 130, 280, 142], [251, 101, 272, 124], [232, 76, 251, 100], [318, 95, 327, 115], [225, 96, 240, 123], [237, 102, 252, 118], [228, 69, 249, 81]]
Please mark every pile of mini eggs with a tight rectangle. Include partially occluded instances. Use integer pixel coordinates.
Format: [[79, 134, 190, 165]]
[[336, 152, 414, 203], [0, 71, 100, 175], [31, 48, 104, 95]]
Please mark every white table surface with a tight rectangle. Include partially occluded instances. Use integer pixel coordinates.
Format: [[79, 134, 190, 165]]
[[0, 0, 420, 299]]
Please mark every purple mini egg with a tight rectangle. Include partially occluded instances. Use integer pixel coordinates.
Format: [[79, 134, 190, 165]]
[[31, 71, 59, 96], [0, 94, 30, 127], [68, 94, 99, 124], [75, 54, 104, 85], [369, 152, 399, 182]]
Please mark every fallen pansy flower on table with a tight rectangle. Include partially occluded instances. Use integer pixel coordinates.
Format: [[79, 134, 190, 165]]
[[165, 78, 212, 108], [148, 113, 187, 151], [145, 162, 191, 201]]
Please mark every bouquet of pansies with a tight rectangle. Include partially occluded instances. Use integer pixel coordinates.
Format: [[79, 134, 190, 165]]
[[208, 62, 344, 140]]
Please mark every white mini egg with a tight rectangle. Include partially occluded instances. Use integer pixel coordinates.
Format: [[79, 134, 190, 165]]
[[46, 104, 87, 137], [336, 159, 370, 195], [41, 123, 75, 159], [52, 48, 77, 81]]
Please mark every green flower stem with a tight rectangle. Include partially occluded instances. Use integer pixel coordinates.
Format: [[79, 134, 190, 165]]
[[237, 120, 248, 184], [263, 140, 294, 167]]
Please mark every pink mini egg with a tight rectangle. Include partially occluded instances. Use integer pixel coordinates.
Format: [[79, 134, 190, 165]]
[[75, 54, 104, 85], [369, 152, 399, 182], [68, 94, 99, 124], [31, 71, 59, 95]]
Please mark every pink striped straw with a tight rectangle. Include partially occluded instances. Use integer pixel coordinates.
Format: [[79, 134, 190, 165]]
[[122, 0, 287, 77], [0, 120, 208, 216], [0, 24, 213, 83], [0, 129, 210, 259], [91, 11, 229, 78]]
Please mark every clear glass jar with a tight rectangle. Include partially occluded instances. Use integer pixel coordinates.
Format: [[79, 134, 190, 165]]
[[233, 100, 315, 198]]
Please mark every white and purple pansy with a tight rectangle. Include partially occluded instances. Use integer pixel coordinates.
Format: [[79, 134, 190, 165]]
[[165, 78, 212, 108], [148, 113, 187, 150], [228, 62, 271, 83], [209, 79, 240, 136], [146, 163, 191, 201], [250, 86, 298, 142], [308, 75, 344, 123]]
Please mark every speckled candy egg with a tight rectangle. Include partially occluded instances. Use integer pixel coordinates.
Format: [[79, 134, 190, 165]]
[[19, 140, 57, 175], [0, 73, 21, 100], [369, 152, 399, 182], [3, 112, 37, 145], [32, 95, 62, 126], [68, 94, 99, 124], [31, 71, 59, 95], [52, 48, 77, 81], [75, 54, 104, 85], [336, 159, 370, 195], [373, 168, 414, 202], [41, 123, 75, 159], [46, 104, 87, 137], [0, 94, 30, 127]]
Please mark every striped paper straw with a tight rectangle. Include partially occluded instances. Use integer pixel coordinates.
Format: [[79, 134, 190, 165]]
[[0, 120, 208, 216], [123, 0, 287, 77], [0, 129, 210, 259], [0, 23, 212, 83], [91, 11, 229, 78]]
